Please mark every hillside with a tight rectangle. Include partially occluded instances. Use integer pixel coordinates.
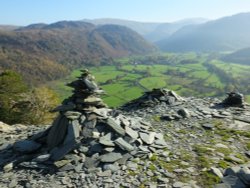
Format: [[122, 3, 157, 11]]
[[157, 12, 250, 52], [0, 25, 19, 31], [222, 47, 250, 65], [0, 21, 156, 85], [84, 18, 208, 42]]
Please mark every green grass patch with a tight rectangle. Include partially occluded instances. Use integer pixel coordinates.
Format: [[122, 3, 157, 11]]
[[139, 77, 166, 89], [48, 53, 250, 107]]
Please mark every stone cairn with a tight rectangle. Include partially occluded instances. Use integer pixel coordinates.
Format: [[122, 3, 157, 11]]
[[222, 91, 245, 107], [121, 88, 184, 110], [2, 69, 168, 172]]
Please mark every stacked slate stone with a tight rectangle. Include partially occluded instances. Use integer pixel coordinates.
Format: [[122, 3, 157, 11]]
[[122, 88, 184, 110], [2, 69, 168, 172]]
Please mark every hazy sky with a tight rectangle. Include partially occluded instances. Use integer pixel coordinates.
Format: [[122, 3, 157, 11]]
[[1, 0, 250, 25]]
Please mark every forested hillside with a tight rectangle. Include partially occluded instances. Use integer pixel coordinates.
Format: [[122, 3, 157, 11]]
[[222, 47, 250, 65], [0, 21, 156, 85]]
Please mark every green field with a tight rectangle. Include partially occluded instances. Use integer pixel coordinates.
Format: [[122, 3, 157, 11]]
[[49, 53, 250, 107]]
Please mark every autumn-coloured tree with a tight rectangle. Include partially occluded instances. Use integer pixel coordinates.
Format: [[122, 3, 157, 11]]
[[0, 70, 59, 124], [0, 70, 28, 124], [23, 86, 60, 124]]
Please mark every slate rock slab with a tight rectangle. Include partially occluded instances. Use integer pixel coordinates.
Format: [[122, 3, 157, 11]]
[[106, 118, 125, 136], [47, 115, 69, 149], [99, 133, 115, 146], [114, 137, 134, 151], [100, 152, 123, 162], [63, 120, 80, 144], [139, 132, 156, 145], [50, 140, 79, 161], [13, 140, 41, 153], [125, 126, 138, 139]]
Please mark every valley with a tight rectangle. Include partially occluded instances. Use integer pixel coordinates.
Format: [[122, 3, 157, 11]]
[[50, 52, 250, 107]]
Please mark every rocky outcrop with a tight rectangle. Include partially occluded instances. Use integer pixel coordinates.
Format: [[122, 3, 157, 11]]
[[0, 71, 250, 187]]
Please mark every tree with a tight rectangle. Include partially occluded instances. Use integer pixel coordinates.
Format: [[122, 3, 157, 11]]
[[23, 86, 60, 124], [0, 70, 28, 124], [0, 70, 59, 124]]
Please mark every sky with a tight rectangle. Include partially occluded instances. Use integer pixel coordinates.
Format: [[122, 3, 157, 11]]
[[1, 0, 250, 26]]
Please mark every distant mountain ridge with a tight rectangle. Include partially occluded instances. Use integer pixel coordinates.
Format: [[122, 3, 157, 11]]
[[84, 18, 208, 42], [0, 21, 156, 85], [156, 12, 250, 52]]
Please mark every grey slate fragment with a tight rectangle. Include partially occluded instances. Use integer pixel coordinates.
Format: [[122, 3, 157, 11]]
[[211, 167, 223, 178], [3, 163, 13, 172], [114, 137, 134, 151], [169, 90, 184, 101], [139, 132, 156, 145], [103, 163, 120, 172], [51, 103, 76, 112], [13, 140, 41, 153], [74, 163, 83, 173], [33, 154, 51, 162], [116, 153, 133, 165], [125, 126, 138, 139], [93, 108, 110, 118], [104, 147, 115, 152], [154, 139, 168, 146], [81, 119, 96, 138], [84, 119, 97, 129], [202, 123, 214, 130], [166, 96, 176, 105], [47, 115, 68, 149], [100, 152, 122, 162], [50, 140, 79, 161], [59, 163, 75, 171], [18, 161, 50, 170], [96, 170, 112, 177], [99, 133, 115, 146], [83, 78, 98, 91], [84, 97, 102, 104], [80, 115, 86, 123], [106, 118, 125, 136], [177, 108, 190, 118], [63, 120, 80, 144], [84, 154, 100, 169], [81, 127, 94, 138], [88, 143, 103, 154], [64, 111, 81, 120], [138, 145, 150, 152], [127, 161, 138, 170], [8, 179, 18, 188]]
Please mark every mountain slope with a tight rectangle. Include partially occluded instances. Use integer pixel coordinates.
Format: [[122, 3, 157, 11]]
[[157, 12, 250, 52], [84, 18, 208, 42], [222, 47, 250, 65], [0, 21, 156, 84], [0, 25, 19, 31]]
